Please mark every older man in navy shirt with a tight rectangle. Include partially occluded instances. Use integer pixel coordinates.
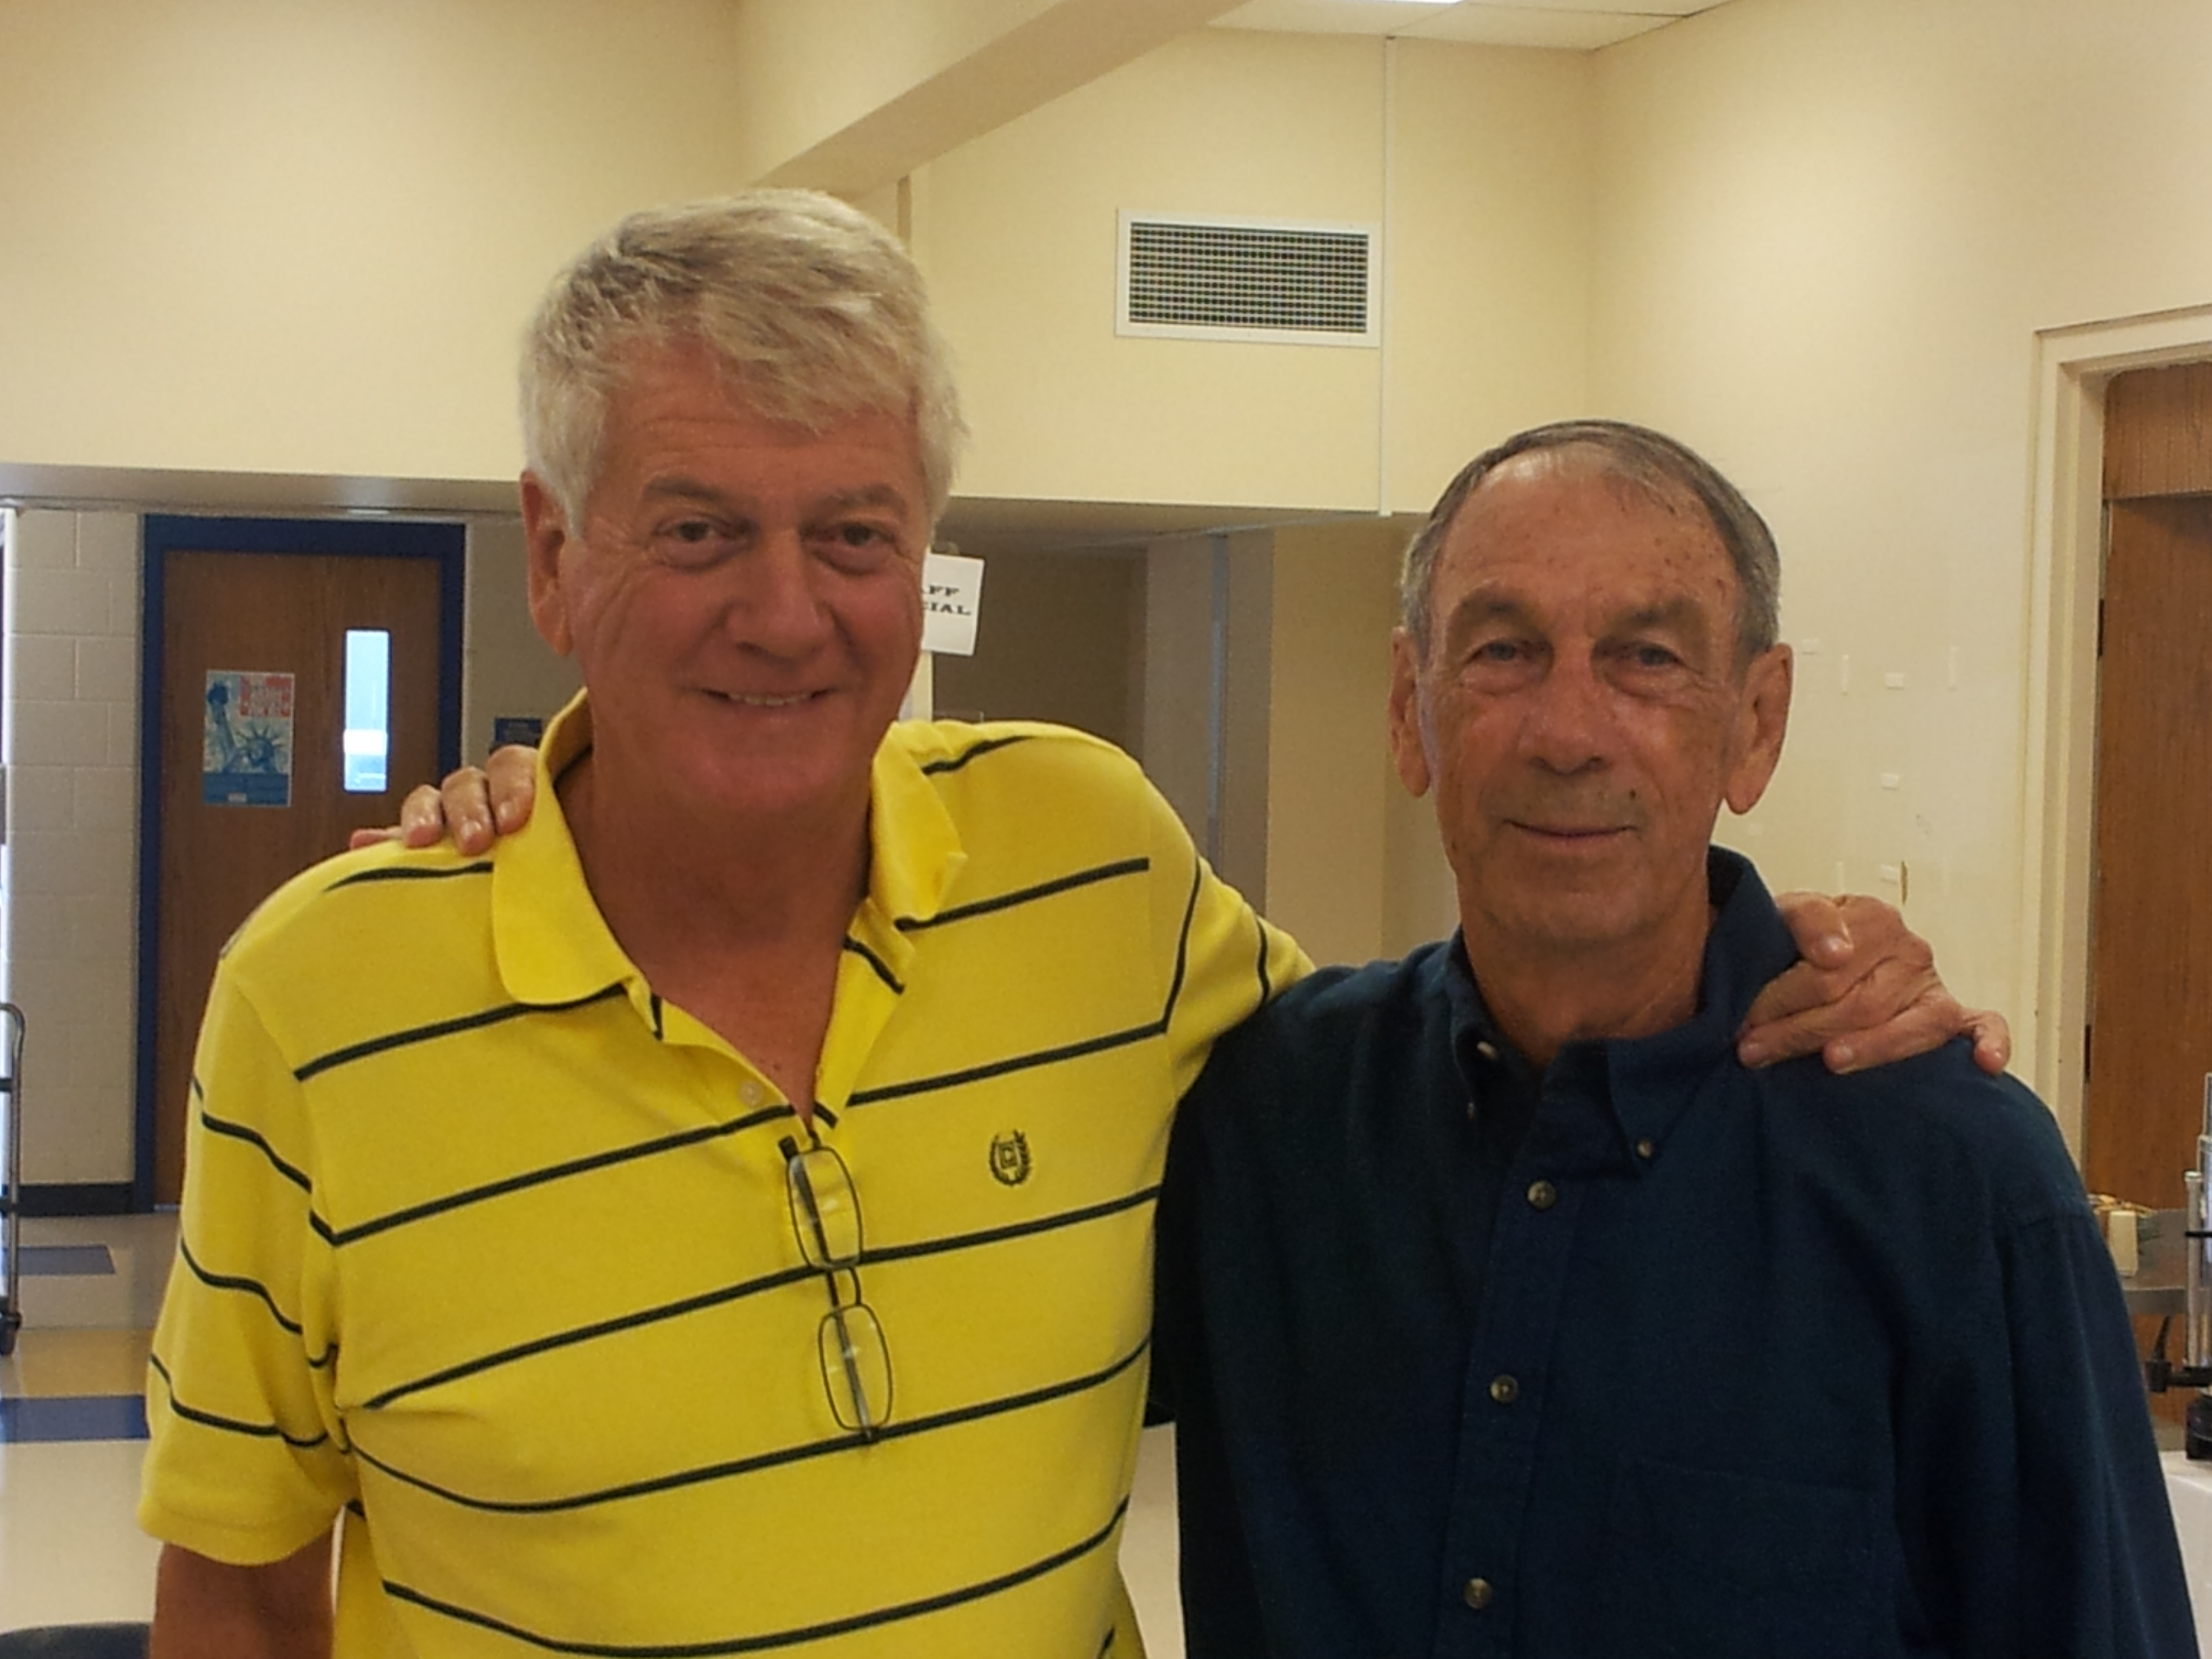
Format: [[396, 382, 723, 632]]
[[1152, 419, 2193, 1659]]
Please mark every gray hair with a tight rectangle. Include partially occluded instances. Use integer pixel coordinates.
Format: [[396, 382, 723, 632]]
[[521, 190, 966, 529], [1399, 419, 1780, 667]]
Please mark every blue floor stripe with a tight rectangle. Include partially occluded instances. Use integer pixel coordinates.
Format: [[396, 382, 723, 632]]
[[0, 1394, 148, 1443], [14, 1244, 117, 1277]]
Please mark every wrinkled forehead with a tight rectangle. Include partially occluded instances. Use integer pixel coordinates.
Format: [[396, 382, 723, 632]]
[[1445, 448, 1736, 588]]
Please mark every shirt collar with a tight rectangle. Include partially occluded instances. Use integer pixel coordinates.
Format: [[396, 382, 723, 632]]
[[1442, 846, 1796, 1166], [493, 693, 636, 1007], [862, 725, 966, 931], [491, 696, 971, 1008]]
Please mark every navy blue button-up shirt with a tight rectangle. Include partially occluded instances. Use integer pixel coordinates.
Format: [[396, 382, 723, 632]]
[[1153, 850, 2193, 1659]]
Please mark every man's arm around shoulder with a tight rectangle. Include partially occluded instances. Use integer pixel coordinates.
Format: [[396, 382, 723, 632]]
[[150, 1532, 333, 1659]]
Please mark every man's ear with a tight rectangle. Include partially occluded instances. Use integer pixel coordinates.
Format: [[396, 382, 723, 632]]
[[1723, 643, 1793, 815], [519, 473, 576, 657], [1387, 628, 1433, 798]]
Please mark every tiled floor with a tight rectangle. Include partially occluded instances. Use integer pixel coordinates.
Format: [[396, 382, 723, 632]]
[[0, 1213, 173, 1632], [0, 1211, 1189, 1652]]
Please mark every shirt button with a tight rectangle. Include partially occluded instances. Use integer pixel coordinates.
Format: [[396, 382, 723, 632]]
[[1475, 1040, 1500, 1062], [1526, 1179, 1558, 1210], [1463, 1576, 1494, 1610], [1488, 1374, 1519, 1406], [1635, 1136, 1656, 1160], [739, 1082, 765, 1107]]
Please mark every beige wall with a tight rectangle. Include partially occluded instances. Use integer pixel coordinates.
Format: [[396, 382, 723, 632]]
[[1261, 519, 1401, 967], [912, 30, 1594, 514], [0, 0, 777, 485], [464, 518, 581, 761], [1141, 531, 1273, 909], [1587, 0, 2212, 1102], [931, 548, 1145, 750]]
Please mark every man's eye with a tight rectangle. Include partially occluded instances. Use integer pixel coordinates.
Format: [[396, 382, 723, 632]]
[[1629, 644, 1682, 670], [815, 523, 900, 568], [1469, 639, 1522, 665], [653, 519, 737, 565]]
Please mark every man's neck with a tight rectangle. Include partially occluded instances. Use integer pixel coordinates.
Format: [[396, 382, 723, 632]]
[[1462, 905, 1715, 1072], [558, 752, 872, 964]]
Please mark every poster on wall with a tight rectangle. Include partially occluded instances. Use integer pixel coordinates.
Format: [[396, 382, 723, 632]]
[[203, 670, 296, 807]]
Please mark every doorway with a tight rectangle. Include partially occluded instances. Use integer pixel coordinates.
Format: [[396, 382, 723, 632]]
[[2081, 364, 2212, 1213], [134, 516, 463, 1207]]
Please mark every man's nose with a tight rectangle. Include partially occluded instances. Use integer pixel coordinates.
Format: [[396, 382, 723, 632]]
[[1517, 656, 1613, 774], [725, 532, 834, 654]]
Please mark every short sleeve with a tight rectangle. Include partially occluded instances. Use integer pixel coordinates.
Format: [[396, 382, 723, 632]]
[[138, 958, 356, 1565]]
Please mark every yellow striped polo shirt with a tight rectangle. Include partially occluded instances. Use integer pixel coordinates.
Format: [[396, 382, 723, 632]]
[[140, 697, 1305, 1658]]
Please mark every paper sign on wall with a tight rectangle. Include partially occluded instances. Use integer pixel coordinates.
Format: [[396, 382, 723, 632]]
[[921, 551, 985, 657], [203, 670, 296, 807]]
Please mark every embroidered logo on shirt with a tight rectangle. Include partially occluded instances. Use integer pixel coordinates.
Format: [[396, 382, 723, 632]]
[[989, 1130, 1032, 1187]]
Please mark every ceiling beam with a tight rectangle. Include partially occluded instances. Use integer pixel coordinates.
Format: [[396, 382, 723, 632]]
[[737, 0, 1243, 197]]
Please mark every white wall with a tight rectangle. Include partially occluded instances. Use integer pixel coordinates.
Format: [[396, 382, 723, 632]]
[[2, 510, 143, 1186], [1587, 0, 2212, 1095]]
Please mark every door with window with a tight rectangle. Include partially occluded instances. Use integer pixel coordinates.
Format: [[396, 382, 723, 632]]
[[139, 517, 462, 1206]]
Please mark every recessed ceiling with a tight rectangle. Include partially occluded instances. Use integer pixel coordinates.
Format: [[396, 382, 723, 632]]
[[1212, 0, 1730, 52]]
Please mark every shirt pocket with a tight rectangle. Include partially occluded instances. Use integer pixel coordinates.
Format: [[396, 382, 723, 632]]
[[1595, 1454, 1889, 1659]]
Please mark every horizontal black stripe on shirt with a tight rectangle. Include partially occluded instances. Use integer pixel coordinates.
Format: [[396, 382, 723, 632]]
[[862, 1182, 1159, 1269], [916, 732, 1033, 775], [893, 856, 1151, 935], [197, 1091, 312, 1195], [383, 1492, 1127, 1656], [844, 854, 1212, 1110], [840, 936, 903, 994], [148, 1351, 331, 1450], [176, 1237, 320, 1353], [293, 983, 627, 1083], [1254, 918, 1274, 1004], [319, 1102, 796, 1249], [359, 1259, 821, 1410], [844, 1017, 1162, 1108], [354, 1336, 1149, 1519], [357, 1179, 1151, 1408], [325, 861, 493, 892]]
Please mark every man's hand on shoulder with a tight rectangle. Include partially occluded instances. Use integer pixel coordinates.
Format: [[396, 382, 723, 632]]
[[1741, 892, 2011, 1076], [346, 746, 541, 854]]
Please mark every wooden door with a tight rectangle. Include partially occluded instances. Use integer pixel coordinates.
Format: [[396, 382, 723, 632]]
[[2083, 496, 2212, 1208], [2084, 361, 2212, 1212], [148, 544, 449, 1204]]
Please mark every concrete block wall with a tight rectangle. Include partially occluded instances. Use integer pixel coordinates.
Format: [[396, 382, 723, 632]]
[[2, 508, 143, 1187]]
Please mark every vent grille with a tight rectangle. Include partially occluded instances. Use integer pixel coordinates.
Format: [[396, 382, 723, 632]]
[[1118, 213, 1379, 348]]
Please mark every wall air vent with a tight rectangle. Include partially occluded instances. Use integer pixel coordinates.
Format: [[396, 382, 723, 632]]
[[1117, 211, 1380, 348]]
